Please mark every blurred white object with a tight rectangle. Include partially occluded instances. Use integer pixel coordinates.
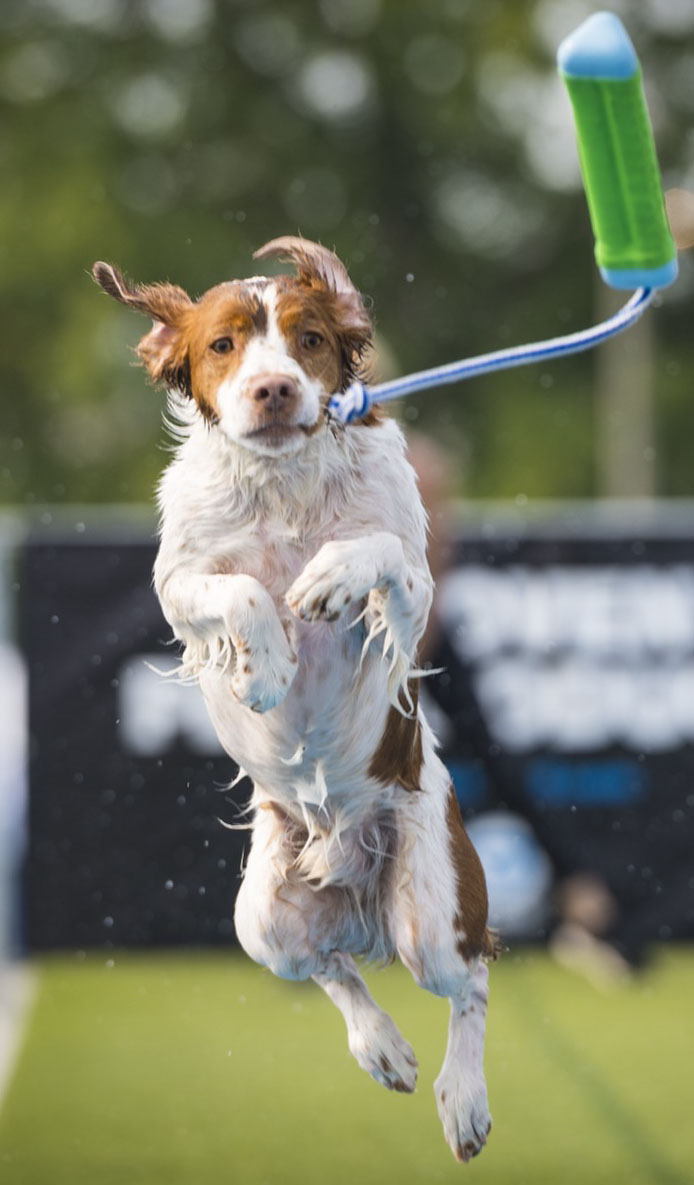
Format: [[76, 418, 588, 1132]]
[[0, 965, 37, 1108], [0, 643, 27, 959], [550, 924, 632, 990], [466, 811, 553, 939], [118, 654, 224, 756], [665, 188, 694, 250], [439, 563, 694, 752]]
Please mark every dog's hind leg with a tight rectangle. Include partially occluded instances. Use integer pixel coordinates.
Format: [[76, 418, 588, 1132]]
[[386, 745, 497, 1162], [234, 803, 343, 982], [235, 804, 416, 1093], [432, 960, 491, 1163], [313, 952, 418, 1094]]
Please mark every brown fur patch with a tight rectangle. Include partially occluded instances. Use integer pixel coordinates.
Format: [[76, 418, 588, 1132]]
[[446, 785, 500, 961], [210, 556, 236, 575], [356, 405, 384, 427], [253, 236, 371, 351], [137, 327, 194, 404], [274, 279, 371, 397], [92, 263, 197, 405], [299, 416, 325, 437], [181, 283, 274, 420], [92, 263, 191, 324], [368, 684, 422, 793]]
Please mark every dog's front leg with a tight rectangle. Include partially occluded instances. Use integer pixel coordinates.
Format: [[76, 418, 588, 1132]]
[[286, 533, 432, 701], [159, 571, 298, 712]]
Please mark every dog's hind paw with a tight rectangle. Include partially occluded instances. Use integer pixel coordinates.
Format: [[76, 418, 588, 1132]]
[[348, 1009, 418, 1094], [434, 1072, 491, 1163]]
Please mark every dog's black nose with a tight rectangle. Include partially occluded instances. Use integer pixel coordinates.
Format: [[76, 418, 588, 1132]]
[[249, 374, 299, 407]]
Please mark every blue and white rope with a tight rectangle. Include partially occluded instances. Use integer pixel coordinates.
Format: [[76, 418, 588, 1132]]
[[328, 286, 654, 424]]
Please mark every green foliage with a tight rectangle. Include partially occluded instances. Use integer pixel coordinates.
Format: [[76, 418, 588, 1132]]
[[0, 0, 692, 504]]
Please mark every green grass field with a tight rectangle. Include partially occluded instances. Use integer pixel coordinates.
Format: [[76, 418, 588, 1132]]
[[0, 949, 692, 1185]]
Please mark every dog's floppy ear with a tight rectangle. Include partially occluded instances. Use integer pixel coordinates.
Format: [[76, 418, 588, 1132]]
[[92, 262, 192, 322], [253, 236, 371, 340], [92, 261, 194, 395], [254, 236, 355, 296]]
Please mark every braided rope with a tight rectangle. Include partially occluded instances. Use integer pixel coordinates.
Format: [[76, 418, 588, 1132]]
[[328, 286, 654, 424]]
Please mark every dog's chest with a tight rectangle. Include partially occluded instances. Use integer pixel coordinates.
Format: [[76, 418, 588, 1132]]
[[213, 517, 324, 609], [251, 525, 305, 604]]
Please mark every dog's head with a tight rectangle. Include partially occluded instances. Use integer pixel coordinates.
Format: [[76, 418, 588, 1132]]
[[92, 237, 372, 456]]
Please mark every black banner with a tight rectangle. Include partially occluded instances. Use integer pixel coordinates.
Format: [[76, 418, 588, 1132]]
[[21, 518, 694, 955], [22, 535, 246, 951], [427, 527, 694, 960]]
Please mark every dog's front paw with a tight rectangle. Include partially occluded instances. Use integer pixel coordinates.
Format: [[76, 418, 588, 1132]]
[[231, 632, 298, 713], [434, 1070, 491, 1163], [286, 540, 379, 624]]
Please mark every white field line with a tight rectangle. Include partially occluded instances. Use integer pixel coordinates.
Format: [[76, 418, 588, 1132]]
[[0, 964, 38, 1111]]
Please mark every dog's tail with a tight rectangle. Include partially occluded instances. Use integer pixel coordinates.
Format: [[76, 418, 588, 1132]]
[[482, 927, 504, 962]]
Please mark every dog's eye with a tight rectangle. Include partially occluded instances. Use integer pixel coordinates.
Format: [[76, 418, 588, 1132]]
[[302, 331, 324, 350], [210, 337, 234, 354]]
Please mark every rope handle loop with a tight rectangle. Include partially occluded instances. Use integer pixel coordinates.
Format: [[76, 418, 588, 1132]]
[[328, 381, 371, 424]]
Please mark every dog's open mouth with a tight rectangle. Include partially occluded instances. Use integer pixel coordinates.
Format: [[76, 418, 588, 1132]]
[[245, 422, 302, 445], [245, 420, 320, 447]]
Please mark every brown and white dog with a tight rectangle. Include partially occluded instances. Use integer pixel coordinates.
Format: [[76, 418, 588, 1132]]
[[93, 238, 498, 1163]]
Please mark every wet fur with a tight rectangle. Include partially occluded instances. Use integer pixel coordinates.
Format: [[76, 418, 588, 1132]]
[[93, 236, 496, 1162]]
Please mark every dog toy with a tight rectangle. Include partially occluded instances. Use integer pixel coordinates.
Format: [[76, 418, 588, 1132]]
[[558, 11, 677, 290], [329, 11, 678, 425]]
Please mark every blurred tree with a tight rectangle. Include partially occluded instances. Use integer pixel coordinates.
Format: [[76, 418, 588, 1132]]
[[0, 0, 692, 506]]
